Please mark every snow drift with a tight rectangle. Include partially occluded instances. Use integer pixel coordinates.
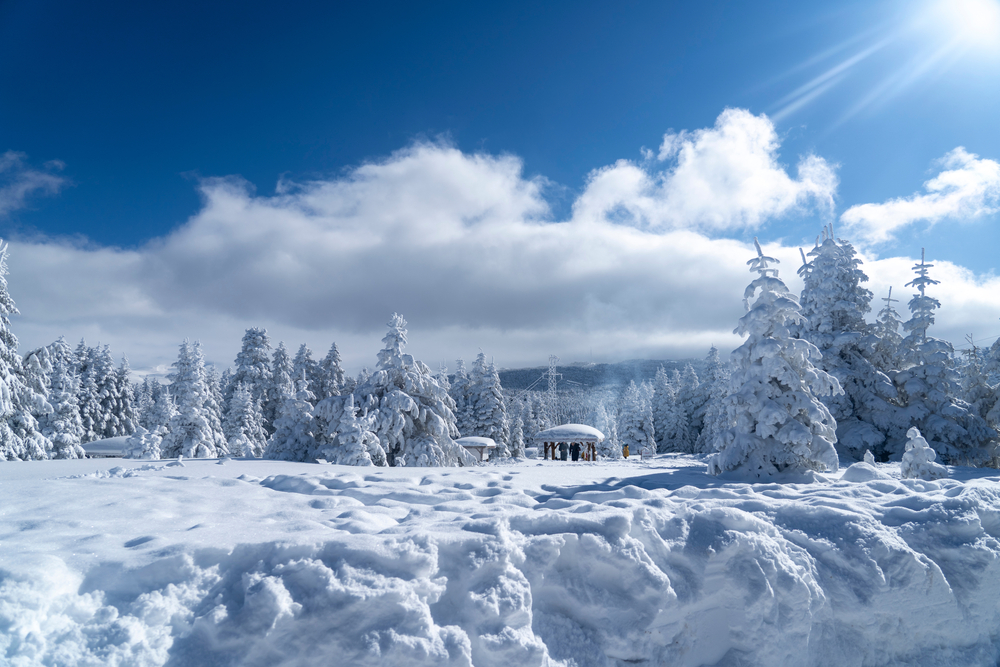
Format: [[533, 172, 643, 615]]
[[3, 457, 1000, 666]]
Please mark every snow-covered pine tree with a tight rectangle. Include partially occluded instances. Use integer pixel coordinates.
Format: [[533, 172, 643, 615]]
[[960, 337, 998, 431], [321, 393, 382, 466], [695, 350, 733, 453], [135, 376, 156, 429], [590, 400, 622, 459], [225, 327, 272, 424], [655, 380, 690, 453], [509, 402, 526, 458], [892, 250, 996, 464], [203, 364, 225, 435], [651, 367, 672, 450], [41, 355, 85, 459], [796, 229, 901, 460], [293, 344, 322, 404], [355, 314, 469, 466], [264, 374, 320, 462], [76, 346, 102, 443], [147, 386, 177, 437], [449, 359, 474, 436], [619, 380, 655, 456], [93, 346, 123, 438], [122, 426, 162, 460], [316, 342, 347, 400], [161, 340, 228, 459], [870, 288, 904, 375], [265, 342, 294, 434], [467, 354, 511, 459], [677, 364, 701, 443], [0, 242, 51, 460], [223, 382, 267, 457], [116, 355, 138, 437], [707, 239, 841, 478]]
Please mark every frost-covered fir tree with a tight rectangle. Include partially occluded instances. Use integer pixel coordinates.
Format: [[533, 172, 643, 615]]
[[116, 355, 139, 437], [321, 394, 382, 466], [590, 401, 622, 459], [225, 327, 272, 421], [293, 344, 322, 404], [135, 376, 158, 431], [655, 379, 690, 453], [76, 346, 102, 442], [450, 359, 474, 436], [146, 386, 177, 437], [796, 229, 900, 460], [508, 403, 526, 458], [223, 382, 267, 457], [467, 353, 511, 459], [707, 239, 841, 478], [695, 348, 733, 453], [265, 342, 294, 434], [354, 314, 469, 466], [677, 364, 701, 442], [41, 355, 85, 459], [94, 346, 124, 438], [264, 375, 320, 462], [161, 340, 228, 459], [203, 364, 225, 435], [870, 288, 904, 375], [0, 242, 51, 460], [892, 251, 996, 464], [960, 338, 998, 430], [619, 380, 655, 456], [316, 342, 347, 400], [123, 426, 162, 460]]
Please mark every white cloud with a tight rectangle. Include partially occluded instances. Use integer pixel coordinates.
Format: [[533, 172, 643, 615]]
[[841, 147, 1000, 244], [572, 108, 838, 230], [0, 152, 67, 217], [4, 111, 997, 377]]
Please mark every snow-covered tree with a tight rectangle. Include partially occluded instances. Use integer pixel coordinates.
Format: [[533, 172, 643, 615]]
[[960, 338, 998, 430], [466, 353, 510, 459], [354, 314, 470, 466], [900, 427, 948, 480], [695, 350, 733, 453], [508, 403, 526, 458], [870, 288, 904, 375], [161, 340, 228, 459], [707, 239, 841, 478], [265, 342, 294, 433], [293, 344, 321, 404], [115, 355, 139, 437], [146, 387, 177, 437], [0, 242, 51, 461], [590, 400, 622, 459], [796, 230, 901, 461], [450, 359, 474, 436], [892, 251, 996, 464], [677, 364, 701, 439], [223, 382, 267, 457], [619, 380, 655, 456], [225, 327, 272, 420], [122, 426, 162, 460], [317, 342, 347, 400], [320, 394, 382, 466], [41, 355, 85, 459], [264, 375, 319, 462], [655, 380, 690, 453]]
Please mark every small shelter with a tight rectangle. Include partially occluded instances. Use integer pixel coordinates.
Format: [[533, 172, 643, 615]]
[[456, 436, 497, 463], [82, 436, 129, 458], [535, 424, 604, 461]]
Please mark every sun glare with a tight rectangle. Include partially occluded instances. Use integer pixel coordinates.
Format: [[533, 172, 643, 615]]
[[933, 0, 1000, 51]]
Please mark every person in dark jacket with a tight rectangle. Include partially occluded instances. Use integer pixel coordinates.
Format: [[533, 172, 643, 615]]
[[558, 441, 569, 461], [570, 442, 581, 462]]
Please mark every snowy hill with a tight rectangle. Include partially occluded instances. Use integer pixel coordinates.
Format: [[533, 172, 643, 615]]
[[497, 358, 705, 391], [4, 456, 1000, 666]]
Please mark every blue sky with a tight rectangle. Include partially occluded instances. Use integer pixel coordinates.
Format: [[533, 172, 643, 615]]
[[1, 0, 999, 372]]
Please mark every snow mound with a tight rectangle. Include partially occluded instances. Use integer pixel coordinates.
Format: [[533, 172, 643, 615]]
[[841, 461, 891, 482]]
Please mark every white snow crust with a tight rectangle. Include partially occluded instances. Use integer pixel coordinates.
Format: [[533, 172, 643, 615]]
[[4, 455, 1000, 666]]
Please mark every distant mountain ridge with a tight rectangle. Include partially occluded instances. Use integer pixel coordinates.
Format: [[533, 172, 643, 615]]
[[495, 358, 707, 391]]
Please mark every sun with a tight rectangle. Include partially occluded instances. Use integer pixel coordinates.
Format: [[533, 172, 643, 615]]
[[931, 0, 1000, 51]]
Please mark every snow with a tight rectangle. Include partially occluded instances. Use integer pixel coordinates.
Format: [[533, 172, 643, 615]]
[[6, 455, 1000, 666], [455, 436, 498, 448], [534, 424, 605, 442], [81, 435, 129, 457]]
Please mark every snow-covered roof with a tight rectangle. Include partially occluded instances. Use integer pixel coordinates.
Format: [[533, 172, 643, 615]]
[[82, 436, 130, 457], [534, 424, 605, 442], [455, 436, 497, 449]]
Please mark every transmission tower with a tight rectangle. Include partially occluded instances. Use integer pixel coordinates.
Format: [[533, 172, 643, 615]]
[[547, 355, 561, 426]]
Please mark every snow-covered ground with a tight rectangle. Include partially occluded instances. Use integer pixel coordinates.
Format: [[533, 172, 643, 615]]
[[4, 455, 1000, 666]]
